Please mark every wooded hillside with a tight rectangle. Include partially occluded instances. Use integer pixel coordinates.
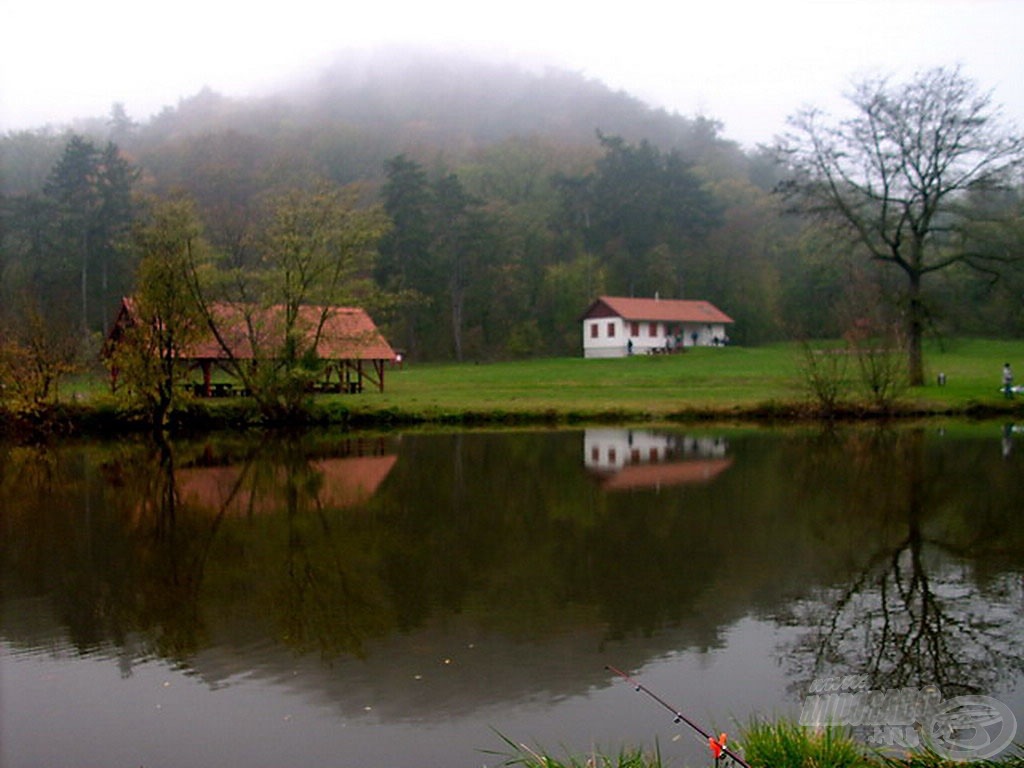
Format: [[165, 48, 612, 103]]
[[2, 50, 1022, 366]]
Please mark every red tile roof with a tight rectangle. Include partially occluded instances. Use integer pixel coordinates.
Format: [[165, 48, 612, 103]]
[[185, 303, 396, 361], [585, 296, 733, 324], [110, 298, 396, 361]]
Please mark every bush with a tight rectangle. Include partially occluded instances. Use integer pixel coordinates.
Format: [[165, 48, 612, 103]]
[[796, 341, 850, 414]]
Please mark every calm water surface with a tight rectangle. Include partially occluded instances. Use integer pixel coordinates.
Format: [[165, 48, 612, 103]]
[[2, 425, 1022, 767]]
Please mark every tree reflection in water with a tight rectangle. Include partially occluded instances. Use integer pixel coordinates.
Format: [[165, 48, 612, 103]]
[[1, 425, 1022, 703], [779, 428, 1024, 698]]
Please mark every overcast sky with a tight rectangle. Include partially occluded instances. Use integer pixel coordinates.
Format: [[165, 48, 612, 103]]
[[2, 0, 1022, 147]]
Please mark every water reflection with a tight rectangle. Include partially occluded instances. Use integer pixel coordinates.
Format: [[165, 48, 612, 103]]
[[584, 429, 733, 490], [778, 428, 1024, 697], [1, 426, 1022, 768], [1002, 423, 1024, 458]]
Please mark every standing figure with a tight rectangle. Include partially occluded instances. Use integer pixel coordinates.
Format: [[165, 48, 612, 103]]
[[1003, 363, 1014, 398]]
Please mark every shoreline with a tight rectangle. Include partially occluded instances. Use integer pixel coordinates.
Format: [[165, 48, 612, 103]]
[[3, 396, 1024, 439]]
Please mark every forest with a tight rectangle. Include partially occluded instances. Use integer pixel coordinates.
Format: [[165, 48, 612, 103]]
[[2, 50, 1023, 375]]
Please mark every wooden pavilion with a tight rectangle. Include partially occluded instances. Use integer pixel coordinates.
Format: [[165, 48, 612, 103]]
[[106, 298, 398, 395]]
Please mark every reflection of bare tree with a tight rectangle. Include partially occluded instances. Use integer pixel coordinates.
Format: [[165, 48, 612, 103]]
[[129, 434, 249, 660], [784, 430, 1024, 698], [275, 438, 393, 659], [91, 434, 398, 662]]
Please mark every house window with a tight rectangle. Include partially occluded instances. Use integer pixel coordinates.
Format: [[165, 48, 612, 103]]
[[607, 322, 615, 337], [590, 323, 599, 339], [649, 322, 658, 337], [631, 322, 639, 337]]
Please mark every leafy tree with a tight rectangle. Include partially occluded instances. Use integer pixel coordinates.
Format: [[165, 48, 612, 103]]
[[377, 157, 497, 360], [108, 197, 209, 430], [0, 130, 66, 196], [0, 293, 80, 410], [430, 173, 492, 361], [143, 130, 297, 270], [377, 154, 436, 357], [43, 134, 137, 336], [106, 103, 138, 145], [775, 67, 1024, 385], [0, 194, 58, 311], [197, 182, 389, 414], [537, 253, 606, 353], [696, 177, 789, 343], [557, 134, 721, 298]]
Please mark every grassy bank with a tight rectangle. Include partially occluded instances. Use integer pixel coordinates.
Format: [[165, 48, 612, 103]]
[[5, 339, 1024, 435], [492, 718, 1024, 768]]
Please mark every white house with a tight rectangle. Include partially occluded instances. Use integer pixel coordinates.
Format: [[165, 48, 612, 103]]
[[580, 296, 734, 358]]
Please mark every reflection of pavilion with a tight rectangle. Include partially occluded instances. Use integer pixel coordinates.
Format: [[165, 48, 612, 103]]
[[584, 429, 732, 490], [175, 453, 397, 516]]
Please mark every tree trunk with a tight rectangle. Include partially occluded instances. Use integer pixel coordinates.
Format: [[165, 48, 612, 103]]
[[80, 233, 89, 335], [451, 287, 464, 362], [906, 271, 925, 387]]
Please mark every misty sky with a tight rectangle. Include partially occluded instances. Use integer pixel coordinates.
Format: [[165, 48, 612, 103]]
[[2, 0, 1022, 147]]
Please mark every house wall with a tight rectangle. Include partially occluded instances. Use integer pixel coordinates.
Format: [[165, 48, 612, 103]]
[[680, 323, 728, 347], [582, 317, 629, 358], [582, 318, 729, 357]]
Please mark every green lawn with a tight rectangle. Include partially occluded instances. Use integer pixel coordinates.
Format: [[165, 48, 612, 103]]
[[49, 338, 1024, 428], [340, 338, 1024, 421]]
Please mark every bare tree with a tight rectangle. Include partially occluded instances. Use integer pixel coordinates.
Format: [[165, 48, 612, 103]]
[[776, 67, 1024, 385]]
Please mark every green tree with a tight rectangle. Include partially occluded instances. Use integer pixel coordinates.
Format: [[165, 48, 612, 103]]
[[0, 294, 80, 410], [106, 103, 138, 145], [43, 134, 137, 336], [0, 194, 58, 313], [430, 173, 491, 361], [109, 197, 209, 430], [558, 134, 721, 298], [377, 154, 436, 357], [377, 157, 496, 360], [776, 67, 1024, 385], [199, 182, 389, 414]]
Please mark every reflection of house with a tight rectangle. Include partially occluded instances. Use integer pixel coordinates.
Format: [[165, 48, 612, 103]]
[[106, 298, 397, 394], [175, 455, 397, 516], [581, 296, 733, 358], [584, 429, 732, 491]]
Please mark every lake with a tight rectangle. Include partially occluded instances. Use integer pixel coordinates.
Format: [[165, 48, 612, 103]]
[[2, 424, 1022, 767]]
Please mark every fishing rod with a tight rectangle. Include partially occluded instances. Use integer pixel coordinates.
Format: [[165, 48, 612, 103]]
[[606, 664, 751, 768]]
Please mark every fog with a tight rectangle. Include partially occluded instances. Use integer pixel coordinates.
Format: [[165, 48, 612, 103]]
[[3, 0, 1023, 147]]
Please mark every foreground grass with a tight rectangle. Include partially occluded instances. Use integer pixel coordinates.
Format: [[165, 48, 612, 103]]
[[491, 719, 1024, 768]]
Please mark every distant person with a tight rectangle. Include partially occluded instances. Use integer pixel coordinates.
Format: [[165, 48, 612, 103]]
[[1003, 363, 1014, 398]]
